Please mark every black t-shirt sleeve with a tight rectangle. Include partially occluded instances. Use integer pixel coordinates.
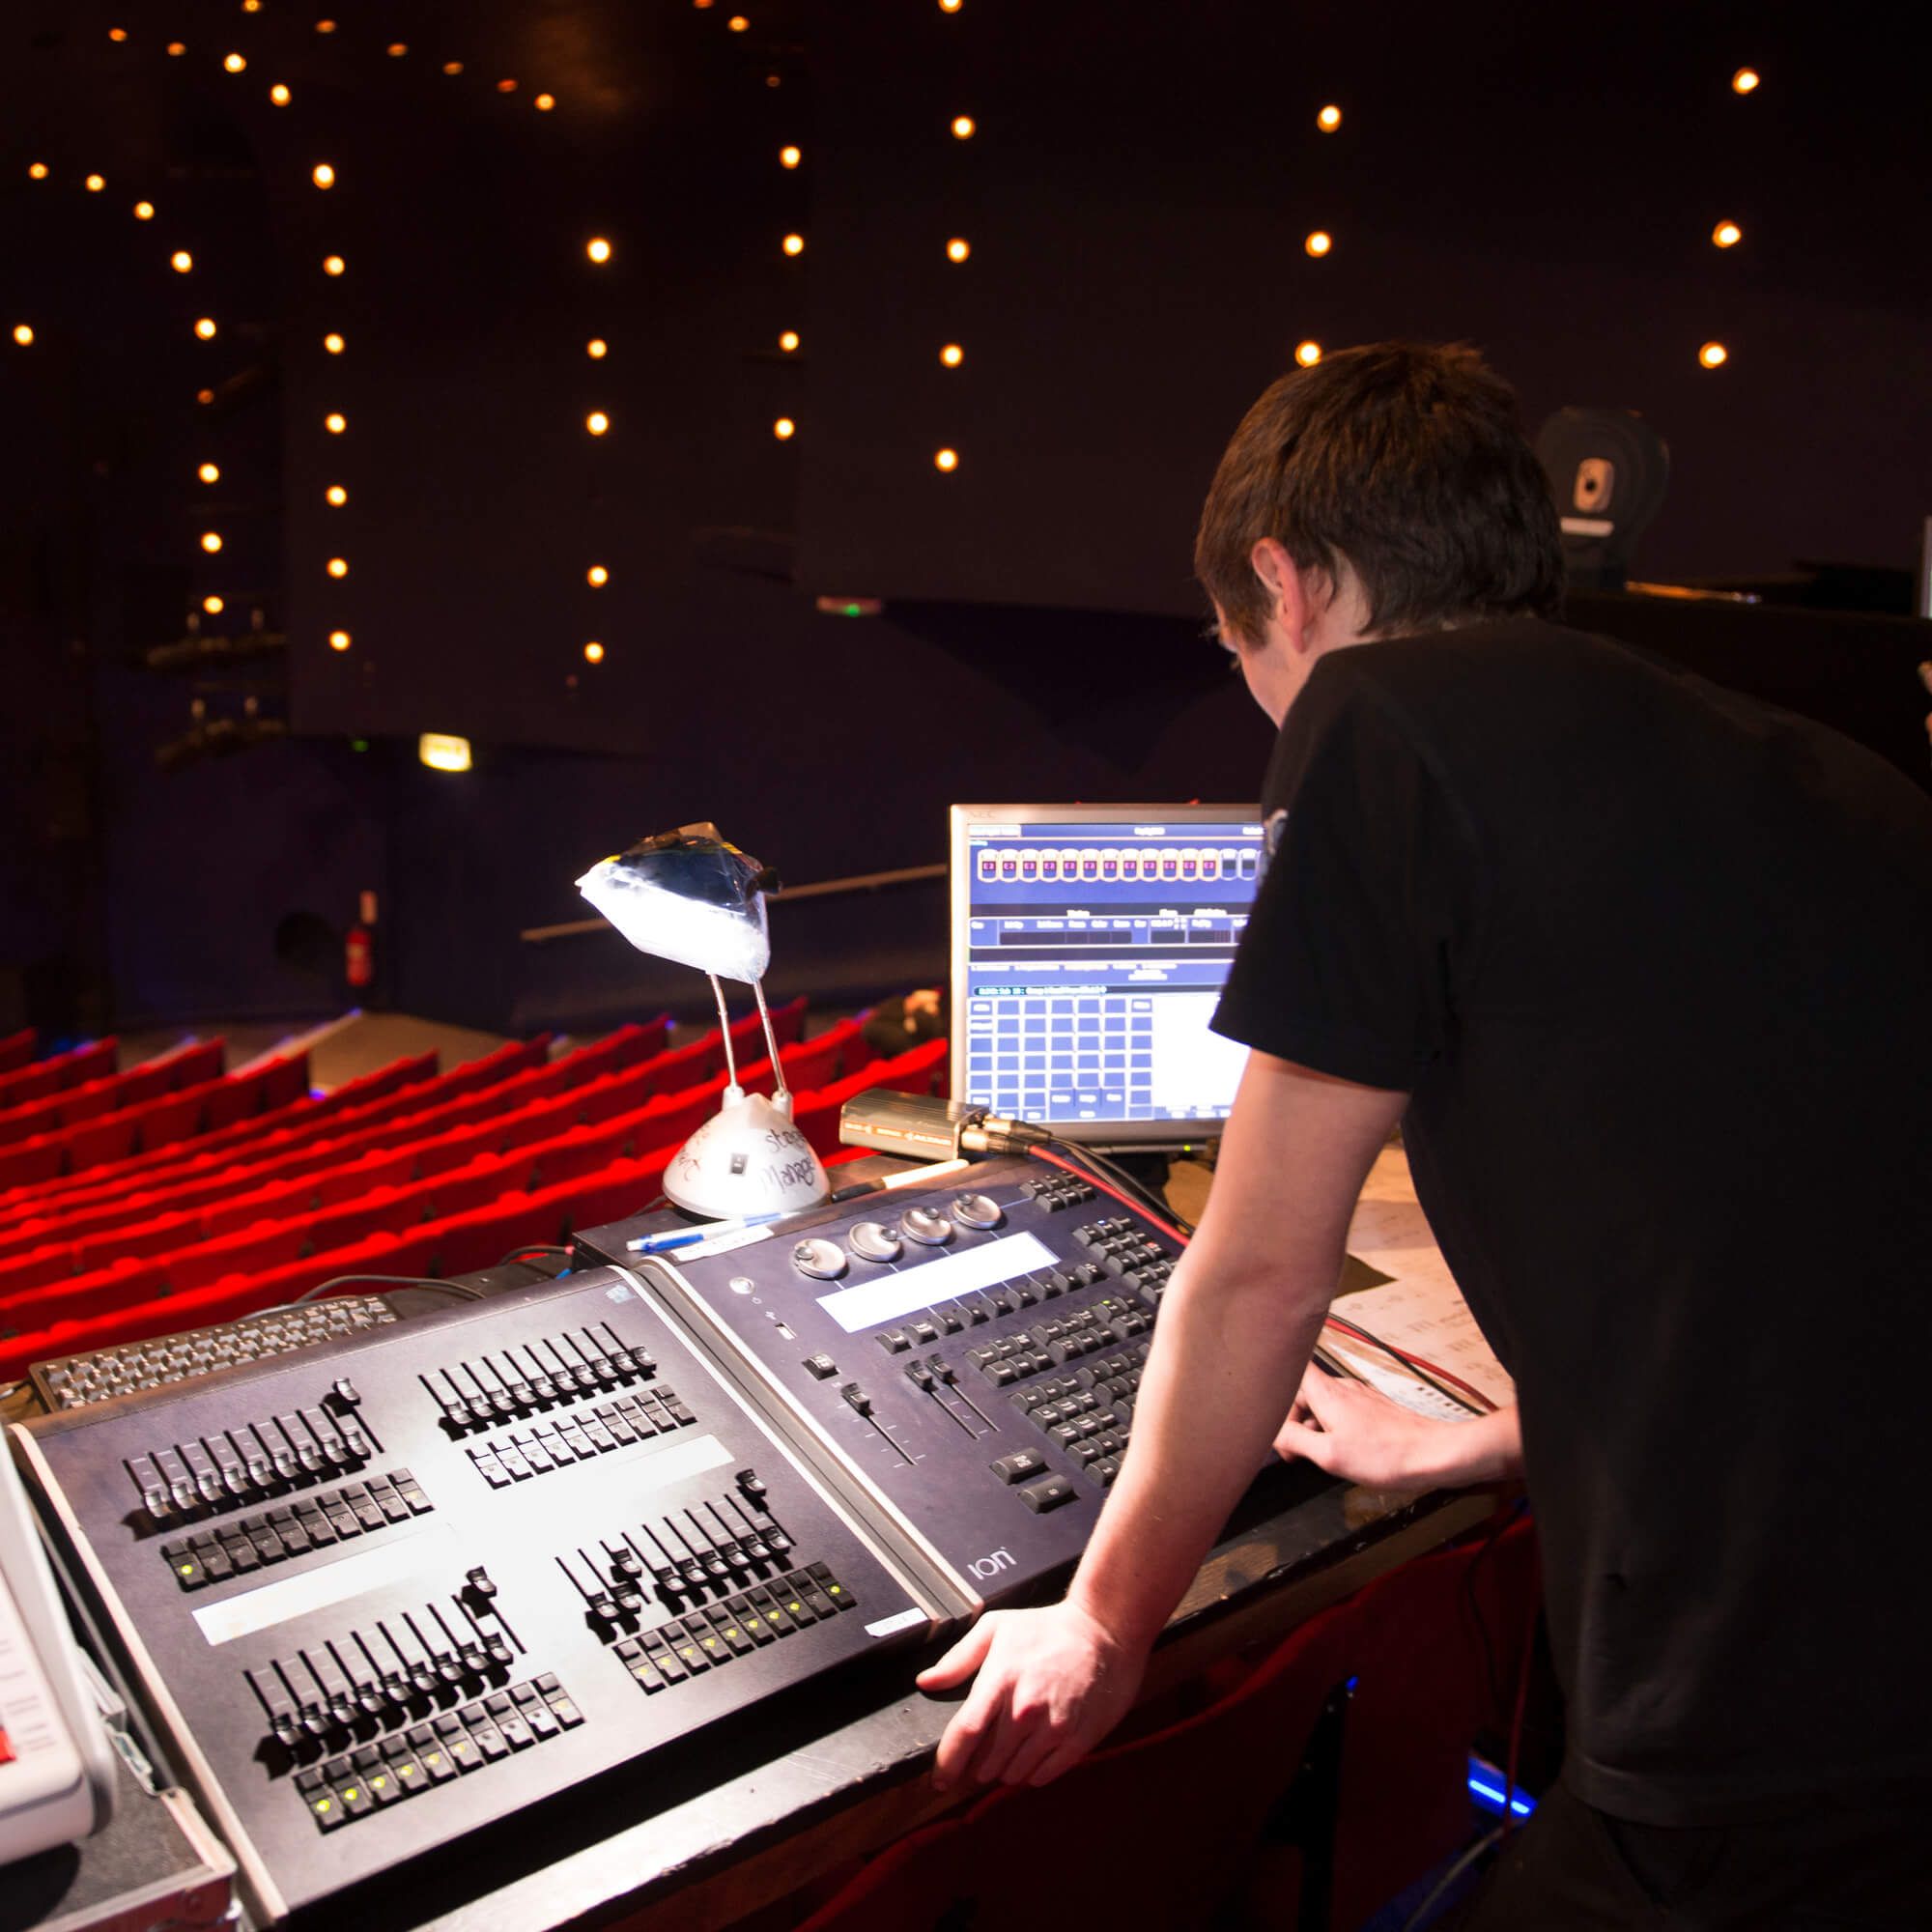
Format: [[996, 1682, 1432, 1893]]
[[1211, 660, 1479, 1090]]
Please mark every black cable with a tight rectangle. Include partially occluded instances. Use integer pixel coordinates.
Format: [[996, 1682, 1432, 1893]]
[[1321, 1311, 1494, 1414], [496, 1243, 573, 1270], [295, 1273, 487, 1304], [1029, 1144, 1190, 1244], [1068, 1140, 1194, 1234], [1041, 1138, 1196, 1237]]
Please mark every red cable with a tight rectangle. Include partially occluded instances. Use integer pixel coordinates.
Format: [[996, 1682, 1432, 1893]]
[[1321, 1311, 1496, 1413], [1027, 1150, 1498, 1418], [1028, 1145, 1191, 1247]]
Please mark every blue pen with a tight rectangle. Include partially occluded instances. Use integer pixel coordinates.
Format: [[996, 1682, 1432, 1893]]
[[628, 1209, 785, 1255]]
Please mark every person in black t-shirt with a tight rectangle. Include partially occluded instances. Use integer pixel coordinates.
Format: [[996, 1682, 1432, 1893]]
[[917, 343, 1932, 1926]]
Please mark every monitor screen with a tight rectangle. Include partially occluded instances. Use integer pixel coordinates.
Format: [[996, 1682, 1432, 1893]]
[[949, 803, 1265, 1146]]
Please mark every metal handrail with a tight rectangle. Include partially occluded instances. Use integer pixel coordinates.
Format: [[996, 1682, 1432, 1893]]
[[519, 862, 947, 944]]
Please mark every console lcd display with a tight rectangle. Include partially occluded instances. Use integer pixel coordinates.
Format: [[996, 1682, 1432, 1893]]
[[815, 1232, 1058, 1334]]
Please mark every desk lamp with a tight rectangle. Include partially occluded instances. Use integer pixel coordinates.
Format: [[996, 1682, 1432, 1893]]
[[576, 824, 829, 1220]]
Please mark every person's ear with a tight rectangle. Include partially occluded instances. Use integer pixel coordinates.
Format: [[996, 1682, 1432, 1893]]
[[1249, 538, 1321, 653]]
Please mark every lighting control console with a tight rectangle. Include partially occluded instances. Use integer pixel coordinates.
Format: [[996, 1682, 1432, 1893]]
[[12, 1266, 940, 1923], [580, 1156, 1184, 1611]]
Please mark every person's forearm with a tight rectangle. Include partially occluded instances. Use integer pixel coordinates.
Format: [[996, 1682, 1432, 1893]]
[[1052, 1052, 1407, 1662], [1063, 1253, 1330, 1653]]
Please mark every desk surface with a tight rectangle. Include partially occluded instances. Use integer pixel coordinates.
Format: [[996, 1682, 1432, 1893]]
[[7, 1142, 1492, 1932]]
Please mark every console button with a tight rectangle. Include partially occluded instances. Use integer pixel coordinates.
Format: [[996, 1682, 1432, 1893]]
[[951, 1192, 1004, 1231], [990, 1449, 1047, 1485], [900, 1206, 953, 1246], [803, 1352, 839, 1379], [1018, 1474, 1078, 1514], [847, 1220, 903, 1263], [791, 1237, 847, 1281]]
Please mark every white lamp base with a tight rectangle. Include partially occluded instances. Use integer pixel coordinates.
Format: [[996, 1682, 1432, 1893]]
[[662, 1091, 830, 1220]]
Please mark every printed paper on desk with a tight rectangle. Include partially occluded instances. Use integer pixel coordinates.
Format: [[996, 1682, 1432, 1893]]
[[1326, 1273, 1516, 1415]]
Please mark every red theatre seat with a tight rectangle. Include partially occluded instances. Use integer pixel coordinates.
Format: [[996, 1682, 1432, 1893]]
[[627, 1081, 724, 1154], [421, 1194, 567, 1277], [571, 1065, 659, 1128], [258, 1053, 312, 1110], [0, 1094, 63, 1146], [1323, 1517, 1541, 1930], [0, 1215, 72, 1264], [0, 1047, 425, 1227], [738, 1019, 869, 1101], [70, 1209, 202, 1275], [200, 1176, 322, 1241], [0, 1030, 34, 1076], [408, 1118, 526, 1180], [632, 1033, 724, 1101], [301, 1189, 427, 1253], [562, 1017, 672, 1083], [57, 1110, 141, 1175], [38, 1077, 117, 1130], [793, 1580, 1366, 1932], [416, 1159, 512, 1222], [0, 1038, 116, 1118], [162, 1221, 313, 1294], [134, 1086, 213, 1154], [522, 1125, 629, 1190], [0, 1257, 171, 1337], [432, 1038, 552, 1103], [0, 1242, 73, 1300], [312, 1146, 420, 1209], [0, 1137, 69, 1197]]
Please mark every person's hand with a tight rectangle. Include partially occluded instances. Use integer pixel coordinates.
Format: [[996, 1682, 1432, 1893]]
[[917, 1600, 1149, 1791], [1274, 1364, 1511, 1488]]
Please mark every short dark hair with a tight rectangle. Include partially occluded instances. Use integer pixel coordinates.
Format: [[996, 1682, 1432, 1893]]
[[1194, 342, 1563, 644]]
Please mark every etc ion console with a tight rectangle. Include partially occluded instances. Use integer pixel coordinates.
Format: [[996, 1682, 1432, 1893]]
[[578, 1155, 1185, 1612], [11, 1266, 939, 1923]]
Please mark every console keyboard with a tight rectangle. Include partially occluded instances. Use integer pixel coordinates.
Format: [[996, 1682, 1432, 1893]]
[[31, 1295, 399, 1411]]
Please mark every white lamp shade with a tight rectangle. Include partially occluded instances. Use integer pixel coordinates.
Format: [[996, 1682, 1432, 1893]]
[[576, 839, 771, 982], [663, 1092, 829, 1218]]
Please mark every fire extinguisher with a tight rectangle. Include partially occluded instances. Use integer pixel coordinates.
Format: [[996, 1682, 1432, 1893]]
[[346, 890, 377, 991]]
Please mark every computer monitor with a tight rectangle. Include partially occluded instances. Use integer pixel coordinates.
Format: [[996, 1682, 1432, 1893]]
[[949, 803, 1265, 1147]]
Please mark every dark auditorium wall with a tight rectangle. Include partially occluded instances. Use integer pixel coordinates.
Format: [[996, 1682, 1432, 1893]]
[[3, 1, 1927, 1037]]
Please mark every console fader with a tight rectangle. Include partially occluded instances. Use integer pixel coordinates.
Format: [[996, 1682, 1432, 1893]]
[[11, 1266, 941, 1923], [580, 1155, 1184, 1613]]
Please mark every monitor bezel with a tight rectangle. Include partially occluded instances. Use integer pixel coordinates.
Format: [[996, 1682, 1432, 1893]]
[[948, 802, 1262, 1149]]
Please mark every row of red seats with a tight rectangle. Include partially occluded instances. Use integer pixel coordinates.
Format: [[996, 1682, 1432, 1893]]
[[0, 1038, 220, 1146], [0, 999, 815, 1233], [0, 1020, 720, 1261], [0, 1036, 115, 1113], [0, 1140, 875, 1388], [0, 1036, 948, 1385], [0, 1030, 36, 1077], [0, 1048, 317, 1198], [0, 1032, 572, 1225], [0, 997, 826, 1226], [0, 1050, 437, 1225], [0, 1018, 900, 1311]]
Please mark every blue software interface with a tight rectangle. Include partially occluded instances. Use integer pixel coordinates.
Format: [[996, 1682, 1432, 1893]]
[[959, 815, 1265, 1127]]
